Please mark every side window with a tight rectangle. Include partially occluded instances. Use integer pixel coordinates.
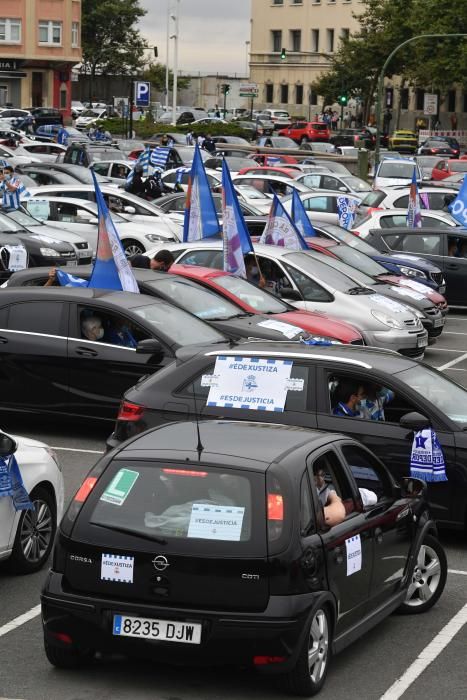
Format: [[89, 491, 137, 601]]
[[453, 236, 467, 257], [340, 444, 392, 502], [283, 263, 332, 302], [302, 196, 329, 212], [380, 215, 408, 228], [301, 174, 321, 189], [384, 233, 441, 256], [78, 307, 149, 347], [8, 301, 65, 335], [57, 203, 79, 222], [92, 162, 108, 176], [394, 195, 409, 208], [322, 176, 341, 191], [178, 250, 222, 268], [300, 471, 315, 536], [421, 216, 452, 230], [309, 450, 356, 520]]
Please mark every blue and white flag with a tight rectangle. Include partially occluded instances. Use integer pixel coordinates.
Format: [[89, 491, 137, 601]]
[[150, 146, 171, 170], [337, 196, 358, 230], [126, 146, 151, 186], [1, 176, 31, 209], [449, 174, 467, 226], [291, 189, 317, 239], [407, 168, 422, 228], [0, 454, 33, 511], [56, 269, 88, 287], [222, 159, 253, 278], [410, 429, 448, 483], [183, 144, 220, 242], [260, 194, 308, 250], [57, 127, 70, 145], [175, 167, 190, 184]]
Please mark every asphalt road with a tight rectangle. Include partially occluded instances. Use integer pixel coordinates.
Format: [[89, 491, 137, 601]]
[[1, 314, 467, 700]]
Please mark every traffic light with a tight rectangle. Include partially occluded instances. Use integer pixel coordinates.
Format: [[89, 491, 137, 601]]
[[222, 83, 231, 95], [338, 94, 348, 106], [280, 47, 287, 60], [153, 46, 158, 58]]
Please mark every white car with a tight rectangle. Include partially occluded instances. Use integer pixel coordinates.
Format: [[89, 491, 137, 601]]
[[71, 100, 86, 118], [352, 208, 459, 239], [0, 143, 42, 167], [75, 108, 107, 130], [0, 430, 64, 574], [373, 158, 423, 189], [23, 197, 178, 256], [13, 142, 67, 163], [296, 171, 372, 196], [358, 186, 459, 215], [232, 173, 311, 199], [281, 190, 363, 225], [161, 167, 222, 193], [26, 185, 183, 240], [91, 159, 134, 184]]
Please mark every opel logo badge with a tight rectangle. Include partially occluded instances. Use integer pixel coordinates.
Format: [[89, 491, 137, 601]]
[[152, 555, 169, 572]]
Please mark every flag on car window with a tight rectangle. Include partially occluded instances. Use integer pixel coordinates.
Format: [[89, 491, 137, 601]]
[[410, 429, 447, 482], [150, 146, 171, 170], [183, 144, 220, 242], [260, 194, 308, 250], [337, 196, 358, 230], [221, 159, 253, 278], [291, 189, 317, 238], [406, 168, 422, 228], [448, 174, 467, 226], [57, 127, 70, 145], [126, 146, 150, 187]]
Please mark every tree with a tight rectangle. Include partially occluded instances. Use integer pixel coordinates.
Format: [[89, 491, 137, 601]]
[[142, 62, 191, 93], [81, 0, 148, 99]]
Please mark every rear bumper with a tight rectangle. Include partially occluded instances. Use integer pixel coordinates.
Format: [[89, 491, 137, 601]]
[[41, 571, 319, 670]]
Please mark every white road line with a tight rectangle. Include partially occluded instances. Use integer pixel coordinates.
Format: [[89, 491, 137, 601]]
[[438, 367, 467, 372], [437, 351, 467, 371], [0, 605, 41, 639], [425, 348, 466, 352], [380, 602, 467, 700], [443, 331, 467, 336], [448, 569, 467, 576], [50, 446, 103, 454]]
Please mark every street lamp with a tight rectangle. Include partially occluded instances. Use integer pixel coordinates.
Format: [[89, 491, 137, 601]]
[[170, 0, 180, 126], [375, 33, 467, 167], [245, 41, 250, 77]]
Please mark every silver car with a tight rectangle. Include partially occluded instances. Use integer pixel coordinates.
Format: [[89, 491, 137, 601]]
[[145, 240, 428, 358]]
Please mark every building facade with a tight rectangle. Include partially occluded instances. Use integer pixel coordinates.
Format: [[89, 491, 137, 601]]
[[0, 0, 82, 116]]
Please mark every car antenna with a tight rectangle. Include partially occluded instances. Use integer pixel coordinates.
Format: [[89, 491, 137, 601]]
[[191, 381, 204, 460]]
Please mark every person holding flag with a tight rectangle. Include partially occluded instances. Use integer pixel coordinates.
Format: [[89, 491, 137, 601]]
[[291, 189, 317, 239], [183, 145, 220, 242], [406, 167, 422, 228], [0, 164, 30, 210], [261, 194, 309, 251], [221, 159, 254, 278]]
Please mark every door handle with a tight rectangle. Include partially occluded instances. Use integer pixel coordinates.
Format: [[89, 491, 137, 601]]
[[374, 527, 383, 544], [333, 546, 344, 564], [0, 336, 8, 344], [75, 347, 98, 357]]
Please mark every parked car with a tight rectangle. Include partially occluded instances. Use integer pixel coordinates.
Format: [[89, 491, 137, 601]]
[[357, 186, 459, 215], [352, 209, 458, 237], [232, 174, 310, 198], [281, 190, 362, 226], [431, 158, 467, 181], [202, 156, 253, 175], [415, 155, 446, 180], [418, 136, 460, 158], [388, 130, 418, 154], [16, 163, 113, 186], [296, 172, 372, 196], [63, 143, 124, 168], [161, 167, 222, 192], [0, 142, 42, 167], [329, 128, 374, 150], [256, 136, 298, 149], [90, 159, 134, 184], [43, 417, 446, 694], [12, 142, 67, 163], [278, 121, 331, 145], [232, 119, 274, 139], [153, 191, 263, 217], [28, 107, 64, 129], [417, 139, 458, 158], [75, 108, 108, 130], [373, 159, 422, 189], [256, 109, 291, 129], [71, 100, 86, 118]]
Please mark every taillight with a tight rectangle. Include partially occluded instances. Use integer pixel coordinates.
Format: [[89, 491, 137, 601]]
[[268, 493, 284, 521], [74, 476, 97, 503], [367, 207, 383, 215], [353, 230, 363, 237], [253, 656, 286, 666], [117, 400, 145, 422], [61, 462, 107, 536], [163, 468, 208, 477]]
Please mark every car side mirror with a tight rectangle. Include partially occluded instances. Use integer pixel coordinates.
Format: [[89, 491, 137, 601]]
[[280, 286, 302, 302], [398, 476, 427, 499], [0, 432, 17, 457], [399, 411, 431, 432], [124, 206, 136, 214], [136, 338, 164, 356]]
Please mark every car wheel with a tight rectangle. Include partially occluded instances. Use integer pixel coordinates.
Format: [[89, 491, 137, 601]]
[[300, 137, 309, 145], [398, 534, 447, 615], [44, 639, 93, 669], [286, 607, 331, 696], [121, 239, 146, 257], [7, 486, 56, 574]]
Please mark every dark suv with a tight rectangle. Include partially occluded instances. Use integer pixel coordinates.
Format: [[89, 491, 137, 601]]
[[329, 128, 374, 150], [28, 107, 63, 129], [42, 420, 445, 695]]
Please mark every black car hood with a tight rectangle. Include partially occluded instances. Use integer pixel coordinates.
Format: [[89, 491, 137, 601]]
[[210, 314, 306, 341]]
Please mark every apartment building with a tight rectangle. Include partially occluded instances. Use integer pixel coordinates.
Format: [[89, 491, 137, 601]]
[[0, 0, 81, 115]]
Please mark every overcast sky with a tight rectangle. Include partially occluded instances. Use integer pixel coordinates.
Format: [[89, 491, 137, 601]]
[[138, 0, 251, 75]]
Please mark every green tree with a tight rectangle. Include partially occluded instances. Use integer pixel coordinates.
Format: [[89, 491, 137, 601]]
[[81, 0, 148, 99], [142, 62, 191, 92]]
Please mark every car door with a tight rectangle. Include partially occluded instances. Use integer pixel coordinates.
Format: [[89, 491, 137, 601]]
[[301, 195, 339, 224], [443, 232, 467, 305], [67, 303, 173, 419], [0, 299, 69, 411], [306, 448, 374, 634]]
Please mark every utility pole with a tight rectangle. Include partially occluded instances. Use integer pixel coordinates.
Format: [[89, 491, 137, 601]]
[[171, 0, 180, 126], [165, 0, 170, 112]]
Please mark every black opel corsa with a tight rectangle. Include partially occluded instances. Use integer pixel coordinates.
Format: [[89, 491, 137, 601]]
[[41, 421, 446, 696]]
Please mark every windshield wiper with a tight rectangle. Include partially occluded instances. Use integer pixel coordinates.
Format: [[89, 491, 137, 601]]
[[91, 522, 167, 545], [348, 286, 373, 295]]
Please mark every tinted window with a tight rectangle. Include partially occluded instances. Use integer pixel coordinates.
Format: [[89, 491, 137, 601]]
[[383, 233, 442, 255], [340, 444, 391, 500], [178, 249, 223, 269], [8, 301, 64, 335], [132, 302, 224, 346], [310, 450, 356, 519]]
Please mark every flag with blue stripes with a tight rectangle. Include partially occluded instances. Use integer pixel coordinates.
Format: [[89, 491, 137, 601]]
[[406, 168, 422, 228], [126, 146, 151, 186], [291, 189, 317, 238], [150, 146, 171, 170], [56, 269, 88, 287], [183, 144, 220, 242], [260, 194, 308, 250], [449, 174, 467, 226], [57, 127, 70, 145], [222, 159, 253, 278], [1, 176, 31, 210]]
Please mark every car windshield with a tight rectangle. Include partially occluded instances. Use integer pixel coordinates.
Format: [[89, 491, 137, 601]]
[[285, 251, 362, 293], [145, 278, 243, 321], [341, 176, 372, 192], [450, 161, 467, 173], [0, 212, 23, 232], [318, 224, 381, 255], [311, 252, 375, 286], [397, 366, 467, 427], [331, 245, 387, 277], [3, 208, 42, 228], [378, 162, 416, 179], [213, 274, 288, 313], [132, 302, 225, 347], [90, 150, 122, 162]]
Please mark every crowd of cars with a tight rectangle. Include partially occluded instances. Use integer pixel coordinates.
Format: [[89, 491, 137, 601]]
[[1, 113, 467, 696]]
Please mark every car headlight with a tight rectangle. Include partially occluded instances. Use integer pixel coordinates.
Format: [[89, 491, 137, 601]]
[[40, 247, 60, 257], [398, 266, 426, 279], [371, 309, 405, 330], [145, 234, 167, 242]]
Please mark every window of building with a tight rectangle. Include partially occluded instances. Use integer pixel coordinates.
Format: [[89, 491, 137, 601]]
[[39, 20, 62, 45], [341, 28, 350, 41], [0, 18, 21, 43], [291, 0, 303, 4], [271, 30, 282, 52], [415, 88, 425, 111], [295, 84, 304, 104], [400, 88, 409, 110], [463, 92, 467, 113], [273, 0, 284, 4], [447, 89, 456, 113], [280, 84, 289, 103], [71, 21, 79, 47], [265, 83, 274, 103], [290, 29, 301, 52], [60, 88, 67, 109], [326, 28, 334, 53], [311, 29, 319, 52], [309, 89, 318, 106]]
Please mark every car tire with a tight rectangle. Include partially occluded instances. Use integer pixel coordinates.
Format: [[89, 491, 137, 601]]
[[44, 639, 93, 669], [7, 486, 56, 575], [121, 239, 146, 257], [286, 607, 331, 697], [398, 534, 447, 615]]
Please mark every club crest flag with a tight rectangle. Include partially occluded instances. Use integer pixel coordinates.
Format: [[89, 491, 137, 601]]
[[221, 159, 253, 278], [291, 189, 317, 238], [183, 144, 220, 242], [260, 194, 308, 250]]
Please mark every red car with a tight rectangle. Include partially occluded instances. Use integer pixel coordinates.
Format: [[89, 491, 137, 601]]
[[170, 263, 364, 345], [431, 159, 467, 181], [252, 153, 299, 165], [237, 165, 302, 179], [278, 121, 331, 145]]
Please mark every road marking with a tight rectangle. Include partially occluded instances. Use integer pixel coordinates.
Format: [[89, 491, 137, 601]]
[[380, 602, 467, 700], [0, 605, 41, 639], [425, 348, 466, 352], [50, 446, 104, 454], [449, 569, 467, 576], [443, 331, 467, 336], [436, 351, 467, 371]]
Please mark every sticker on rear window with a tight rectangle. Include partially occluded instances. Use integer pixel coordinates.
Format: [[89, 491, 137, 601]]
[[100, 469, 139, 506], [187, 503, 245, 541], [346, 535, 362, 576]]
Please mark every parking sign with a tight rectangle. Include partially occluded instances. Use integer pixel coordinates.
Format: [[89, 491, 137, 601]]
[[135, 81, 150, 107]]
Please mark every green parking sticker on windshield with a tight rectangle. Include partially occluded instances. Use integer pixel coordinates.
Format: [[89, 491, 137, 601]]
[[100, 469, 139, 506]]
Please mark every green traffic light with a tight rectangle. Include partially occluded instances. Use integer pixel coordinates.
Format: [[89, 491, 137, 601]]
[[280, 48, 286, 60]]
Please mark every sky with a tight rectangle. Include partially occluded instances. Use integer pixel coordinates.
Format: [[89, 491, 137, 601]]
[[138, 0, 251, 76]]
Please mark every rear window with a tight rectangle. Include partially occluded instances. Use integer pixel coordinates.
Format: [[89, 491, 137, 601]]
[[378, 162, 416, 179], [360, 191, 386, 208], [312, 123, 328, 131], [87, 462, 266, 554]]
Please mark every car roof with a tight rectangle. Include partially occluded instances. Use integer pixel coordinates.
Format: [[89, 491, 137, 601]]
[[369, 226, 467, 236], [0, 286, 161, 309]]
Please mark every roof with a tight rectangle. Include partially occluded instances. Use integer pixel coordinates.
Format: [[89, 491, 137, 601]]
[[0, 286, 160, 309], [369, 226, 467, 235]]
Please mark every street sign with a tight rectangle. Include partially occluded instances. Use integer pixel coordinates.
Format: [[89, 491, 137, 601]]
[[424, 93, 438, 116], [239, 83, 258, 97], [135, 81, 151, 107]]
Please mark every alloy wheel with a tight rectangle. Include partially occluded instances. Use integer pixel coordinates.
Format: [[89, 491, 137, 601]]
[[405, 543, 442, 607], [20, 499, 53, 563], [308, 609, 329, 683]]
